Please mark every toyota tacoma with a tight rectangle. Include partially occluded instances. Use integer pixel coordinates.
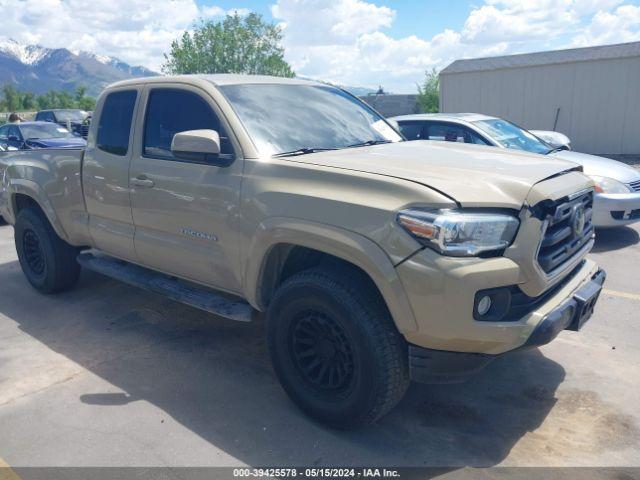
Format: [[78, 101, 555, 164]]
[[0, 75, 605, 427]]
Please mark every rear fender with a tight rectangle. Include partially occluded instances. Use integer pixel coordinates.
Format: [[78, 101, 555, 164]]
[[7, 178, 69, 240]]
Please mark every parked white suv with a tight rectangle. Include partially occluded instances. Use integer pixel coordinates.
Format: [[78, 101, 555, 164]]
[[392, 113, 640, 228]]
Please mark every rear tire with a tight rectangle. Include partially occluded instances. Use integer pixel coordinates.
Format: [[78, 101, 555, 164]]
[[267, 265, 409, 428], [14, 207, 81, 293]]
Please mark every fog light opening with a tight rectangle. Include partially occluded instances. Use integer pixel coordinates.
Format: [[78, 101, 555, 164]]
[[477, 295, 492, 316]]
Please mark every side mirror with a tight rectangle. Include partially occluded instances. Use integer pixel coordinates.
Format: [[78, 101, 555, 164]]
[[171, 129, 232, 166], [8, 135, 19, 142]]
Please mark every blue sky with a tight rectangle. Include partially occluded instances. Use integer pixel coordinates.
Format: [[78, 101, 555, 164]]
[[3, 0, 640, 92]]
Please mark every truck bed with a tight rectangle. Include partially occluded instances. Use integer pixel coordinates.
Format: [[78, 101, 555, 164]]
[[0, 148, 90, 245]]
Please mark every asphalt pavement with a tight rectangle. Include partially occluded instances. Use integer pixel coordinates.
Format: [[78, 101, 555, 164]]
[[0, 218, 639, 471]]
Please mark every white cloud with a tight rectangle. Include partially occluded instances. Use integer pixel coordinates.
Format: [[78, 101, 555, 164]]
[[271, 0, 395, 46], [0, 0, 247, 71], [272, 0, 640, 92], [201, 5, 226, 17], [572, 4, 640, 46]]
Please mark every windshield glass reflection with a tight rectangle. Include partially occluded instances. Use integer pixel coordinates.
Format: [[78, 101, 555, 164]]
[[219, 84, 402, 156]]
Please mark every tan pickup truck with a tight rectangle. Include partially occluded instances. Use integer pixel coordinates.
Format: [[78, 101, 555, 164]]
[[0, 75, 605, 427]]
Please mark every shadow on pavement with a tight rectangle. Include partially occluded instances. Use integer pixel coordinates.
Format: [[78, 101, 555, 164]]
[[592, 226, 639, 253], [0, 260, 566, 467]]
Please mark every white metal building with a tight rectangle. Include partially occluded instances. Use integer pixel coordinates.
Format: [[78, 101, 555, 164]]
[[439, 42, 640, 155]]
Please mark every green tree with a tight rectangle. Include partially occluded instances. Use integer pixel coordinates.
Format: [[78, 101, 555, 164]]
[[74, 86, 96, 111], [417, 68, 440, 113], [21, 92, 37, 110], [1, 84, 96, 112], [163, 13, 294, 77], [2, 84, 21, 111]]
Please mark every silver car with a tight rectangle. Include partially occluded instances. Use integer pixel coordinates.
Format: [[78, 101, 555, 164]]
[[391, 113, 640, 228]]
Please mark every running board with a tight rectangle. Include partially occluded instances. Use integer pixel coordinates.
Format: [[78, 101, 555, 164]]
[[77, 252, 252, 322]]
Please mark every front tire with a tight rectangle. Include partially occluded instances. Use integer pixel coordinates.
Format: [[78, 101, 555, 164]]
[[15, 207, 81, 293], [267, 266, 409, 428]]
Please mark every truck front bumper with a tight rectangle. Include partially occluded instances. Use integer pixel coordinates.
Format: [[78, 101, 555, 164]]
[[408, 268, 606, 384]]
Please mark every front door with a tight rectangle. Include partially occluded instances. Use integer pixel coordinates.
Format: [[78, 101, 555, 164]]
[[129, 85, 243, 293]]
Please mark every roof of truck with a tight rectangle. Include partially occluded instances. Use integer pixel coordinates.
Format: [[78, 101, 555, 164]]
[[108, 74, 322, 89]]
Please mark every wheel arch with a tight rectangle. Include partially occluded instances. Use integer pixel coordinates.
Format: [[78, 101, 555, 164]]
[[9, 185, 68, 241], [244, 218, 418, 334]]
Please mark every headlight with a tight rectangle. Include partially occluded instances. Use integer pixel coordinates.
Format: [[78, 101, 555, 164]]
[[397, 209, 520, 257], [591, 176, 631, 194]]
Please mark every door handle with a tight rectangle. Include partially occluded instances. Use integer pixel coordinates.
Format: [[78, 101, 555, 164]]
[[132, 176, 155, 188]]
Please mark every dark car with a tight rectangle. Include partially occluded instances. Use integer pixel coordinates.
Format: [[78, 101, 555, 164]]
[[34, 109, 90, 138], [0, 122, 87, 150]]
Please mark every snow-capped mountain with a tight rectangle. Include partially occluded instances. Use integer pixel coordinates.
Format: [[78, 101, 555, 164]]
[[0, 38, 157, 96], [0, 38, 50, 65]]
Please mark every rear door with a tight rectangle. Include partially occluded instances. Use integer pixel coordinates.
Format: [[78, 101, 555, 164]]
[[129, 84, 243, 292], [83, 88, 140, 261]]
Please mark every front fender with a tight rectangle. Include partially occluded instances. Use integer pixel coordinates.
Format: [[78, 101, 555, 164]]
[[244, 217, 418, 334]]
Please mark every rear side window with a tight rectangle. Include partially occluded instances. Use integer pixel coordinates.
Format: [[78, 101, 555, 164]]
[[397, 122, 426, 140], [97, 90, 137, 156], [38, 112, 55, 122], [143, 88, 233, 160], [426, 122, 490, 145]]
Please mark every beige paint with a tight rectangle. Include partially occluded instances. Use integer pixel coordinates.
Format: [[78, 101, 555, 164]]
[[0, 74, 602, 356]]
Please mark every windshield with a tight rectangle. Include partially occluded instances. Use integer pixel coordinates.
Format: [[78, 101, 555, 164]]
[[55, 110, 87, 122], [219, 84, 402, 156], [21, 124, 75, 140], [474, 119, 551, 154]]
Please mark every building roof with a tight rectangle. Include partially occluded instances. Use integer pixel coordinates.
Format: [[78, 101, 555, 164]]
[[441, 41, 640, 75]]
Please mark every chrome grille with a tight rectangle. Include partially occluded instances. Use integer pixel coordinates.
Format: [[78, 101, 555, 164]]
[[537, 190, 594, 274], [628, 179, 640, 192], [81, 124, 90, 139]]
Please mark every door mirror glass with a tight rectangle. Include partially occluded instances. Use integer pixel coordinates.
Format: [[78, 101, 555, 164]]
[[171, 129, 224, 164]]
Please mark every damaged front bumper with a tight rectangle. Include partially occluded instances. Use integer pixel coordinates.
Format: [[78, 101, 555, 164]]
[[409, 268, 606, 384]]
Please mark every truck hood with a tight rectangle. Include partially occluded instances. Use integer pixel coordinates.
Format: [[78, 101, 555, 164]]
[[551, 150, 640, 184], [286, 141, 581, 208]]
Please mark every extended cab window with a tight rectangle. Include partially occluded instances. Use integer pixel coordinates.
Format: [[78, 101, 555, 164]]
[[143, 89, 233, 161], [97, 90, 137, 156]]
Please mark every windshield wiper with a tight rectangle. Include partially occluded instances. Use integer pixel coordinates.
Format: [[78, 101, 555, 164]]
[[273, 147, 336, 157], [345, 139, 392, 149], [545, 147, 565, 155]]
